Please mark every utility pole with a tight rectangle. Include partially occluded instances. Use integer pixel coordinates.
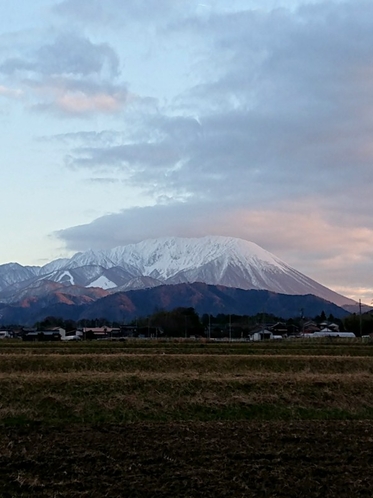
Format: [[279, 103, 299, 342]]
[[300, 308, 305, 336], [359, 299, 362, 337]]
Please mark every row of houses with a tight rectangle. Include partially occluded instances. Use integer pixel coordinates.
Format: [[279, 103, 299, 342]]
[[245, 320, 356, 341], [0, 325, 164, 342], [0, 320, 356, 341]]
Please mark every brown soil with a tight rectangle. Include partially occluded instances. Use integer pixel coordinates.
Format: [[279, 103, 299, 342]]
[[1, 421, 373, 497]]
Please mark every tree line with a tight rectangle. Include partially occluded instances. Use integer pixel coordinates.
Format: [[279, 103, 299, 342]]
[[2, 306, 370, 337]]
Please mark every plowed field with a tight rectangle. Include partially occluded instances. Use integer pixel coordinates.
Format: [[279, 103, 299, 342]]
[[1, 421, 373, 497], [0, 340, 372, 496]]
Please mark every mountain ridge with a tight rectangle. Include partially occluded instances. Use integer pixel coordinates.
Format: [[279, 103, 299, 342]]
[[0, 282, 350, 326], [0, 236, 357, 309]]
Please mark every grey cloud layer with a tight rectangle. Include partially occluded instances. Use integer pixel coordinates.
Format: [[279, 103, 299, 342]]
[[0, 33, 119, 77], [56, 203, 220, 249], [56, 198, 373, 295], [53, 0, 202, 27], [0, 32, 128, 116], [59, 1, 373, 195]]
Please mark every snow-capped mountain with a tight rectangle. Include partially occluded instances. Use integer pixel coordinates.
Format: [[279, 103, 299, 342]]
[[0, 263, 39, 289], [0, 236, 356, 308]]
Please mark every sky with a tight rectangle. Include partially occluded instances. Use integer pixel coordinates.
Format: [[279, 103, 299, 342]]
[[0, 0, 372, 303]]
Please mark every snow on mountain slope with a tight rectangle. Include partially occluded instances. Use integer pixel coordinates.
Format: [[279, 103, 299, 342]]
[[87, 276, 117, 290], [0, 236, 357, 308], [55, 271, 75, 285], [106, 236, 285, 280], [98, 236, 355, 307], [0, 263, 39, 292], [64, 250, 116, 270], [39, 258, 71, 275]]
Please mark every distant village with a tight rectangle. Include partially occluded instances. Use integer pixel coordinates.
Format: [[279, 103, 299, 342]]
[[0, 311, 366, 342]]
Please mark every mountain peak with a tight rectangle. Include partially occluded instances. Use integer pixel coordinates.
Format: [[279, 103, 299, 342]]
[[0, 236, 356, 309]]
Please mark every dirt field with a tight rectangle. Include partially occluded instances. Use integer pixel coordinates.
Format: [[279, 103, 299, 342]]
[[1, 421, 373, 497], [1, 340, 373, 496]]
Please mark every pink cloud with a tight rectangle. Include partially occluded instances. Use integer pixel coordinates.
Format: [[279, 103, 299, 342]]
[[220, 204, 373, 302], [0, 85, 23, 99], [56, 90, 127, 114], [27, 78, 131, 116]]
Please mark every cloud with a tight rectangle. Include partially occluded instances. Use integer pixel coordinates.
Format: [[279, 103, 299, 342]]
[[29, 77, 130, 116], [40, 130, 127, 145], [69, 142, 181, 170], [0, 32, 119, 77], [0, 85, 23, 99], [0, 32, 128, 116], [53, 0, 196, 27], [88, 177, 121, 185], [55, 197, 369, 263], [50, 91, 124, 115], [55, 199, 373, 296], [55, 202, 237, 250], [55, 1, 373, 189]]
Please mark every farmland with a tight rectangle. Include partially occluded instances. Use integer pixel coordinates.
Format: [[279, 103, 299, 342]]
[[1, 339, 373, 496]]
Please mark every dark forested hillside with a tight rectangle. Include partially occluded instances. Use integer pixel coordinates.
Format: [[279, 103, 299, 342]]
[[0, 282, 350, 326]]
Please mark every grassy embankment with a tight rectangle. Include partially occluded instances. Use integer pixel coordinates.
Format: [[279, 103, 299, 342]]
[[1, 339, 373, 425]]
